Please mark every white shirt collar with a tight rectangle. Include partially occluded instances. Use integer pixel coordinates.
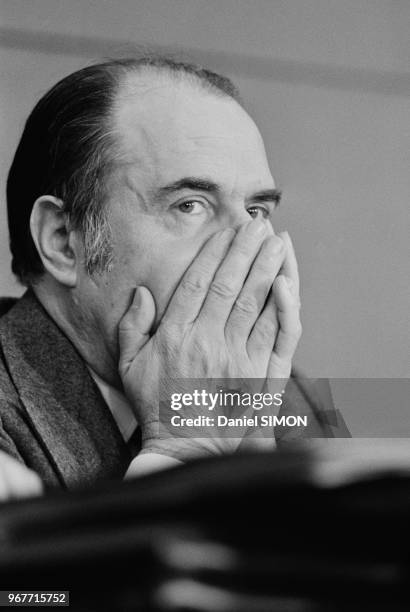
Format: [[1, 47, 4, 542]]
[[88, 369, 138, 443]]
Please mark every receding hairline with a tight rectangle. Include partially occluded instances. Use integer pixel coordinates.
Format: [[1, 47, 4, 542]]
[[108, 64, 251, 164], [120, 60, 238, 91], [113, 63, 244, 120]]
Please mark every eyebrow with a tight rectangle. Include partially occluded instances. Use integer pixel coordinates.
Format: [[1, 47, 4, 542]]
[[155, 177, 221, 198], [250, 189, 282, 207], [153, 176, 282, 207]]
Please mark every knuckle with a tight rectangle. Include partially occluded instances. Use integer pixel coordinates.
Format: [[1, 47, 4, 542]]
[[161, 322, 182, 346], [246, 315, 277, 349], [253, 257, 273, 275], [256, 319, 277, 340], [118, 315, 134, 334], [234, 294, 259, 316], [291, 322, 303, 340], [231, 241, 254, 258], [180, 271, 208, 295], [209, 279, 237, 301], [256, 259, 277, 277]]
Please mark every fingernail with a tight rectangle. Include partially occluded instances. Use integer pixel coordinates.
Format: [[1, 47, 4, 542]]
[[247, 218, 266, 237], [285, 277, 293, 291]]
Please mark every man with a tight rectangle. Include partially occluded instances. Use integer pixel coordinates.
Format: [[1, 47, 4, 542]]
[[0, 56, 338, 501]]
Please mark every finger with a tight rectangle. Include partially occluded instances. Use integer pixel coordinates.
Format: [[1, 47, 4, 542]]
[[237, 432, 276, 452], [161, 228, 235, 328], [269, 275, 302, 371], [6, 466, 43, 499], [119, 286, 156, 371], [199, 218, 269, 325], [0, 453, 43, 500], [246, 289, 279, 367], [226, 234, 285, 343], [279, 231, 300, 299], [0, 469, 10, 501]]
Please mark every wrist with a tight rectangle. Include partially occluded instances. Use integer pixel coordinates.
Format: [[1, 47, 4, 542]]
[[141, 437, 218, 463], [125, 452, 183, 478]]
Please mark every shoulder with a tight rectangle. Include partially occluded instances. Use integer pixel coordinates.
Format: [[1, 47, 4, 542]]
[[0, 293, 40, 458], [0, 360, 25, 462]]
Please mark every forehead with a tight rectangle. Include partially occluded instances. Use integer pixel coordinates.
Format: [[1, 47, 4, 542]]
[[112, 73, 274, 190]]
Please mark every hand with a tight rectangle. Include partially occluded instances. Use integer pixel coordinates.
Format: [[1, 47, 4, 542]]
[[119, 218, 301, 459], [0, 451, 43, 501]]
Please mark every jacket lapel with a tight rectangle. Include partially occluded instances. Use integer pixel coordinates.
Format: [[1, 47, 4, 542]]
[[0, 291, 131, 488]]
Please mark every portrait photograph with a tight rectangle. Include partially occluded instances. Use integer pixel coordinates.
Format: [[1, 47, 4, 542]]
[[0, 2, 409, 610]]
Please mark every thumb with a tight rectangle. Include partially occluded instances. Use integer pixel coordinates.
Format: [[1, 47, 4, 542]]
[[119, 286, 156, 369]]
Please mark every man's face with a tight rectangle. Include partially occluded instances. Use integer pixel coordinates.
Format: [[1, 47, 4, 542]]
[[80, 75, 278, 359]]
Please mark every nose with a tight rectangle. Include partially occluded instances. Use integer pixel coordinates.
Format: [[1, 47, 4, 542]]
[[223, 209, 275, 236], [226, 207, 252, 230]]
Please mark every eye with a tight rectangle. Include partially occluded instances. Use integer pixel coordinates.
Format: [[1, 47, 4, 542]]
[[247, 206, 270, 219], [177, 200, 207, 214]]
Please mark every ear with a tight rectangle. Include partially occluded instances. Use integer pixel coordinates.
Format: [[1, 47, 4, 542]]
[[30, 195, 79, 288]]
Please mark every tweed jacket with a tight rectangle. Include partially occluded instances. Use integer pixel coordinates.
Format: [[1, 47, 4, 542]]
[[0, 291, 346, 490]]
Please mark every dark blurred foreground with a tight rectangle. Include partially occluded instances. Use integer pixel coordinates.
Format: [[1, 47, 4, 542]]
[[1, 446, 410, 612]]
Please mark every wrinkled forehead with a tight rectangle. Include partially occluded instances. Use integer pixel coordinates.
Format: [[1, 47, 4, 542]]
[[112, 72, 274, 191]]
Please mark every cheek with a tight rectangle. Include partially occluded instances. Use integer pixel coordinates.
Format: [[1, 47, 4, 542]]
[[140, 241, 201, 323], [108, 211, 215, 327]]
